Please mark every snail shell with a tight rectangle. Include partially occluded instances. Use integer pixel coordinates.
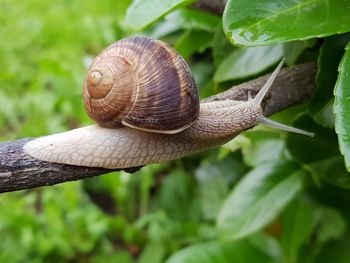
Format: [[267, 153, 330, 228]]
[[83, 36, 200, 134]]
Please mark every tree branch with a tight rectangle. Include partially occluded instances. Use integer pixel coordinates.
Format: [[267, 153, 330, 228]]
[[193, 0, 227, 15], [0, 63, 316, 193]]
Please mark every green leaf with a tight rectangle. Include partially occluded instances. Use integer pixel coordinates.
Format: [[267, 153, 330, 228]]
[[312, 207, 347, 262], [175, 30, 213, 60], [283, 39, 316, 65], [286, 114, 350, 188], [313, 99, 335, 129], [242, 131, 286, 167], [217, 162, 304, 240], [223, 0, 350, 46], [166, 9, 221, 32], [195, 159, 239, 220], [214, 44, 283, 82], [249, 233, 282, 260], [315, 234, 350, 263], [148, 20, 182, 39], [310, 33, 350, 121], [286, 114, 339, 164], [334, 42, 350, 171], [281, 200, 346, 263], [309, 156, 350, 188], [166, 240, 273, 263], [316, 207, 346, 244], [115, 0, 132, 23], [158, 170, 199, 221], [91, 252, 135, 263], [281, 200, 319, 263], [212, 27, 235, 67], [223, 131, 287, 167], [138, 242, 166, 263], [125, 0, 196, 30], [190, 60, 215, 97]]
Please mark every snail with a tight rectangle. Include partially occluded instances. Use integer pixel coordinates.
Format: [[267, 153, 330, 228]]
[[23, 36, 313, 169]]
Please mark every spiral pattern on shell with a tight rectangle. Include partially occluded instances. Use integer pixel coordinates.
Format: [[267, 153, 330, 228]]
[[83, 36, 200, 134]]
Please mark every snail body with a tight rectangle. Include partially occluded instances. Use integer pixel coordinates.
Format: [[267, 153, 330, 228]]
[[23, 37, 313, 169], [24, 99, 261, 168]]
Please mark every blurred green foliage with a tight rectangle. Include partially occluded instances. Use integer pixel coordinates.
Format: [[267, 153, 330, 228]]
[[1, 0, 350, 262]]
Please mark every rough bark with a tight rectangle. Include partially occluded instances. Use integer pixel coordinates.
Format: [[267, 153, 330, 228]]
[[0, 63, 316, 193], [193, 0, 227, 15]]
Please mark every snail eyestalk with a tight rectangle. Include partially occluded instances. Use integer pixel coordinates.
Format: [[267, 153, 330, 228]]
[[254, 59, 315, 138], [253, 59, 285, 106]]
